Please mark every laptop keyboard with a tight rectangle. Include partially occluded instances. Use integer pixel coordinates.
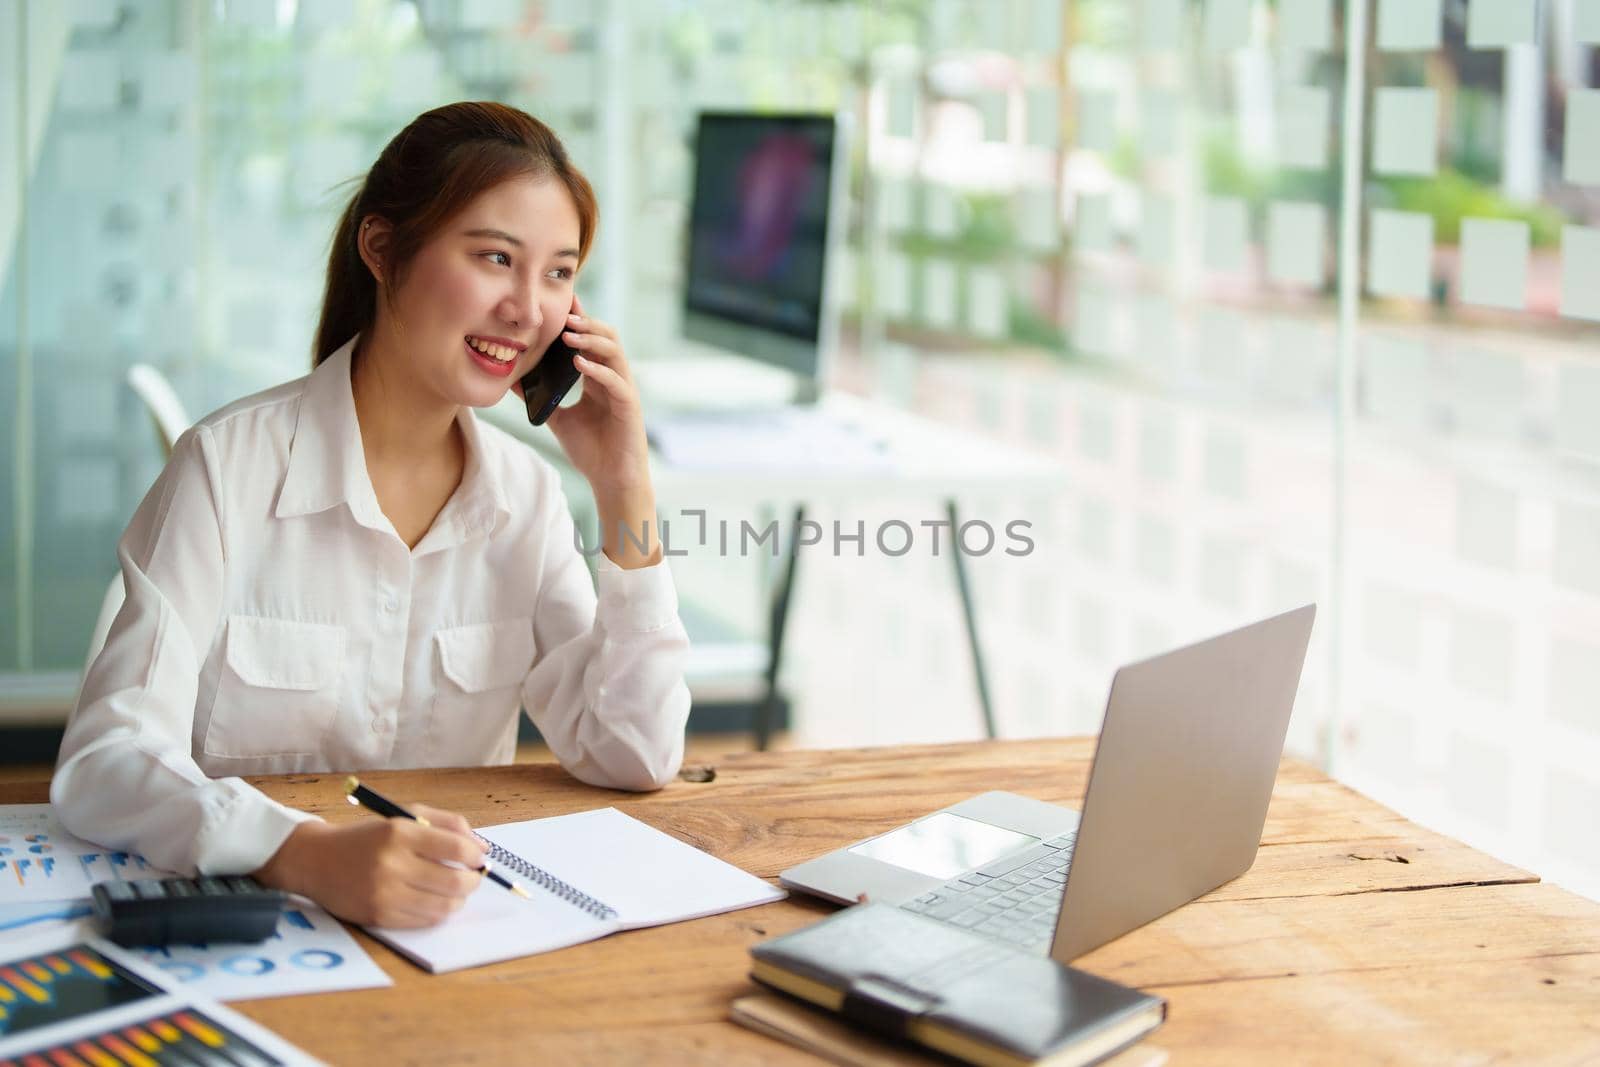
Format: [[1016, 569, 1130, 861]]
[[897, 833, 1077, 954]]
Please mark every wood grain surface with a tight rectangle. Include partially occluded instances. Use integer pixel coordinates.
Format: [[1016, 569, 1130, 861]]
[[6, 739, 1597, 1065]]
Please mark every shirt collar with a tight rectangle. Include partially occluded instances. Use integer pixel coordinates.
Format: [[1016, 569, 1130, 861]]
[[275, 335, 512, 550]]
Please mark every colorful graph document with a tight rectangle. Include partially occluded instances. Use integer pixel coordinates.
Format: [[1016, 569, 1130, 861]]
[[0, 806, 390, 1003], [0, 901, 91, 938], [0, 931, 320, 1065], [129, 903, 391, 1003], [0, 806, 176, 902], [0, 899, 389, 1004]]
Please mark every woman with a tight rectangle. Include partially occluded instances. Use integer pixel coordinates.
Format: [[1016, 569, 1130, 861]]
[[52, 102, 690, 929]]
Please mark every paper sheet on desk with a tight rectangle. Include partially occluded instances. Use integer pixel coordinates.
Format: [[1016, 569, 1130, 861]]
[[127, 902, 392, 1002], [0, 805, 389, 1001], [0, 898, 95, 935], [0, 929, 324, 1065], [0, 805, 178, 903], [0, 897, 391, 1002], [647, 411, 897, 472]]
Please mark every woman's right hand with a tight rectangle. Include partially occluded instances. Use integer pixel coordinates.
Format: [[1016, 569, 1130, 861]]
[[253, 804, 487, 927]]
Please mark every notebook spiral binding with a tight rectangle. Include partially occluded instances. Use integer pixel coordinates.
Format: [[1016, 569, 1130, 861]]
[[483, 839, 618, 920]]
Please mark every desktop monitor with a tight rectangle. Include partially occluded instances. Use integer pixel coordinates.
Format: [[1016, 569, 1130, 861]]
[[681, 112, 846, 403]]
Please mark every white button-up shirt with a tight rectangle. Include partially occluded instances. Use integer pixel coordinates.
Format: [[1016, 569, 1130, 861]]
[[52, 337, 691, 876]]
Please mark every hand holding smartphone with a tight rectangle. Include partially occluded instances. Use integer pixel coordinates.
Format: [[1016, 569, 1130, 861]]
[[520, 333, 582, 426]]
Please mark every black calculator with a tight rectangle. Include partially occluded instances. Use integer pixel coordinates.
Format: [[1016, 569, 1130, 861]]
[[91, 876, 290, 947]]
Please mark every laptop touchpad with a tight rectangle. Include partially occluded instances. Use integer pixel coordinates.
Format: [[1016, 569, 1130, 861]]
[[847, 812, 1039, 879]]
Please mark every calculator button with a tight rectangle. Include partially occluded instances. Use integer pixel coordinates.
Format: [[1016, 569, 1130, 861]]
[[131, 879, 167, 899], [198, 877, 231, 896]]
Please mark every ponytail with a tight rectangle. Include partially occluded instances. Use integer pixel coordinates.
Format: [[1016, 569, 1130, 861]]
[[312, 188, 377, 367]]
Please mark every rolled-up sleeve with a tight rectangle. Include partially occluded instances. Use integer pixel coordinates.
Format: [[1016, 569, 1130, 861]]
[[520, 476, 691, 791], [51, 427, 315, 875]]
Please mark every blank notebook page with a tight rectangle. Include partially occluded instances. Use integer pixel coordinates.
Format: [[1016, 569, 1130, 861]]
[[372, 871, 614, 972], [480, 807, 784, 927], [371, 807, 783, 973]]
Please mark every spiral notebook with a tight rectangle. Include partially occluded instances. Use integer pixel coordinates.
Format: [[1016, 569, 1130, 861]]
[[368, 807, 785, 973]]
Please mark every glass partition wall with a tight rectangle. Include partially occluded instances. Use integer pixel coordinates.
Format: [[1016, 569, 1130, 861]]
[[2, 0, 1596, 900]]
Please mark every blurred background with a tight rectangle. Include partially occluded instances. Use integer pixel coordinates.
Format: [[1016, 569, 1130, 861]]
[[1, 0, 1597, 902]]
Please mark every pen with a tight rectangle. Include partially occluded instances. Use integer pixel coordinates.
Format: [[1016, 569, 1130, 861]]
[[344, 776, 532, 900]]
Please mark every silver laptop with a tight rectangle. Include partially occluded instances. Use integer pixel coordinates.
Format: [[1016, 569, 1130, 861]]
[[779, 604, 1316, 963]]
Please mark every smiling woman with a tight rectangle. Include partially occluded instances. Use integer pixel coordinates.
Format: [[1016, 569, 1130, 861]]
[[49, 103, 689, 931], [313, 102, 596, 372]]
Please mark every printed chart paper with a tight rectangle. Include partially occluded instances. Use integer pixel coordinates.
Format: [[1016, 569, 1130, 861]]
[[0, 899, 389, 1003], [0, 806, 389, 1003], [131, 903, 391, 1003], [0, 806, 177, 903], [0, 931, 321, 1064]]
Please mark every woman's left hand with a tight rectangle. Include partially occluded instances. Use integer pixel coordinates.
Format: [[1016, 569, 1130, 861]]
[[545, 295, 651, 495]]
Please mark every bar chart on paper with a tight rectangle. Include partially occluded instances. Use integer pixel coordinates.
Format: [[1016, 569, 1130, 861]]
[[0, 942, 292, 1064], [0, 943, 159, 1040], [0, 806, 176, 903], [0, 803, 391, 1001], [0, 901, 392, 1000], [4, 1005, 289, 1066]]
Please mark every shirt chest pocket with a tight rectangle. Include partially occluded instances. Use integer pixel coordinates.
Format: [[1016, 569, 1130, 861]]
[[204, 616, 347, 759], [429, 619, 535, 759]]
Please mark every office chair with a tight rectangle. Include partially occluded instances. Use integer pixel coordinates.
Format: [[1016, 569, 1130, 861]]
[[126, 363, 190, 458]]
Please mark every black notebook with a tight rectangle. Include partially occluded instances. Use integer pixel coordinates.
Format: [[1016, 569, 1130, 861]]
[[749, 904, 1166, 1067]]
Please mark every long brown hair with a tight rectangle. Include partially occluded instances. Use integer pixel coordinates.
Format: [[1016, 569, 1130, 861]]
[[313, 101, 598, 367]]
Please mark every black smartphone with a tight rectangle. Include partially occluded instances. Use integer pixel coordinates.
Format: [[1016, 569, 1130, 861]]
[[520, 334, 582, 426]]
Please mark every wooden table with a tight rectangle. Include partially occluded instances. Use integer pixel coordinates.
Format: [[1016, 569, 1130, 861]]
[[7, 739, 1599, 1065]]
